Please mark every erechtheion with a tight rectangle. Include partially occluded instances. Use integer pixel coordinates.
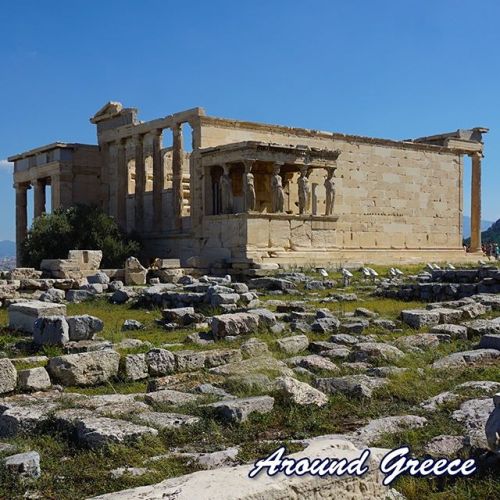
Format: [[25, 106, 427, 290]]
[[9, 102, 487, 269]]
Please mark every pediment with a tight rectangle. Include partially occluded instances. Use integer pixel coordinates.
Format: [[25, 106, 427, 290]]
[[90, 101, 124, 123]]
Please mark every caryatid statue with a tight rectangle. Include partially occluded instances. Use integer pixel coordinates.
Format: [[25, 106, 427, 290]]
[[298, 167, 310, 214], [324, 168, 336, 215], [271, 164, 285, 213], [243, 161, 256, 211], [220, 164, 233, 214]]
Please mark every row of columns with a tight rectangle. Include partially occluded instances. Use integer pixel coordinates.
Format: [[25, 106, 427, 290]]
[[109, 123, 185, 233], [15, 174, 66, 264]]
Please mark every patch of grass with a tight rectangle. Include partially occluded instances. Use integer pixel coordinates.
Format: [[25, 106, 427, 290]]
[[65, 379, 147, 396]]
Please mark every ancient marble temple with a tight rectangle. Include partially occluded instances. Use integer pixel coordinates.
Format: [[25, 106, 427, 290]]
[[10, 102, 487, 269]]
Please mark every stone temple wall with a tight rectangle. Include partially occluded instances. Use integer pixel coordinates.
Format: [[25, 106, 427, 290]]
[[194, 118, 463, 265]]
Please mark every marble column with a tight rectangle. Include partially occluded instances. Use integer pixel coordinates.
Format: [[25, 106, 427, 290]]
[[134, 135, 145, 232], [151, 129, 164, 229], [100, 142, 111, 213], [51, 171, 72, 211], [15, 183, 28, 265], [172, 124, 183, 230], [470, 152, 482, 253], [116, 139, 128, 230], [33, 178, 46, 218], [51, 173, 61, 210]]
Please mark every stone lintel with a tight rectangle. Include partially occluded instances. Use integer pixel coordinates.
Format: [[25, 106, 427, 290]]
[[200, 141, 341, 168], [98, 107, 206, 143]]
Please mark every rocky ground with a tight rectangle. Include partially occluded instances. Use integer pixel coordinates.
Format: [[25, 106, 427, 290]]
[[0, 265, 499, 499]]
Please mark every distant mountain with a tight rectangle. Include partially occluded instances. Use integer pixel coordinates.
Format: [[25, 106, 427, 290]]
[[462, 216, 494, 238], [480, 219, 500, 244], [0, 240, 15, 257]]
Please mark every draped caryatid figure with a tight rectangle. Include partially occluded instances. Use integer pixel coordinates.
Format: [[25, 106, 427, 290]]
[[271, 164, 285, 213], [324, 168, 336, 216], [298, 167, 310, 214]]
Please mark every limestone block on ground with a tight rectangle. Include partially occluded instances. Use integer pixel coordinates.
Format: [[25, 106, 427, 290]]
[[203, 349, 242, 368], [0, 403, 58, 437], [276, 335, 309, 355], [162, 307, 197, 325], [134, 412, 200, 430], [168, 447, 240, 470], [329, 334, 359, 346], [206, 396, 274, 423], [17, 367, 51, 392], [432, 349, 500, 369], [452, 397, 495, 448], [274, 376, 328, 407], [110, 289, 134, 304], [241, 338, 269, 357], [485, 394, 500, 453], [87, 271, 110, 285], [248, 277, 295, 291], [432, 307, 464, 323], [33, 316, 69, 346], [68, 250, 102, 270], [353, 342, 404, 363], [472, 329, 499, 351], [401, 309, 440, 328], [315, 375, 387, 398], [108, 280, 124, 292], [53, 408, 157, 448], [122, 354, 148, 381], [39, 287, 66, 303], [0, 359, 17, 395], [125, 257, 147, 286], [210, 293, 240, 307], [145, 349, 176, 376], [311, 316, 340, 333], [174, 350, 206, 372], [208, 355, 293, 377], [144, 389, 198, 406], [286, 355, 339, 373], [88, 436, 394, 500], [424, 435, 467, 457], [303, 339, 339, 353], [47, 350, 120, 386], [66, 290, 94, 303], [211, 313, 259, 339], [395, 334, 442, 350], [153, 268, 184, 284], [64, 339, 113, 353], [122, 319, 143, 331], [459, 302, 487, 319], [430, 324, 468, 340], [67, 315, 104, 341], [246, 308, 277, 327], [351, 415, 428, 446], [463, 319, 500, 337], [3, 451, 40, 479], [8, 301, 67, 333]]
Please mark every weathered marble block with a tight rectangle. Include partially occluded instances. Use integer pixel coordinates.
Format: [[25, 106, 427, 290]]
[[8, 301, 67, 333]]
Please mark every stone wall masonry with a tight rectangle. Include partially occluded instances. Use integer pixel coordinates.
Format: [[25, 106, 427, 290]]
[[196, 119, 462, 250]]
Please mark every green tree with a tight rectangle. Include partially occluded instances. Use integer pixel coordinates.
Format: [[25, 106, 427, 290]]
[[22, 205, 141, 268]]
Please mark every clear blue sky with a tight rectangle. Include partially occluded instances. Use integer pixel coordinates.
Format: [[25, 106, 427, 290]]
[[1, 0, 499, 241]]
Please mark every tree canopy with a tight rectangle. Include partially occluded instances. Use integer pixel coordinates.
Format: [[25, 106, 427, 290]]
[[22, 205, 141, 269]]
